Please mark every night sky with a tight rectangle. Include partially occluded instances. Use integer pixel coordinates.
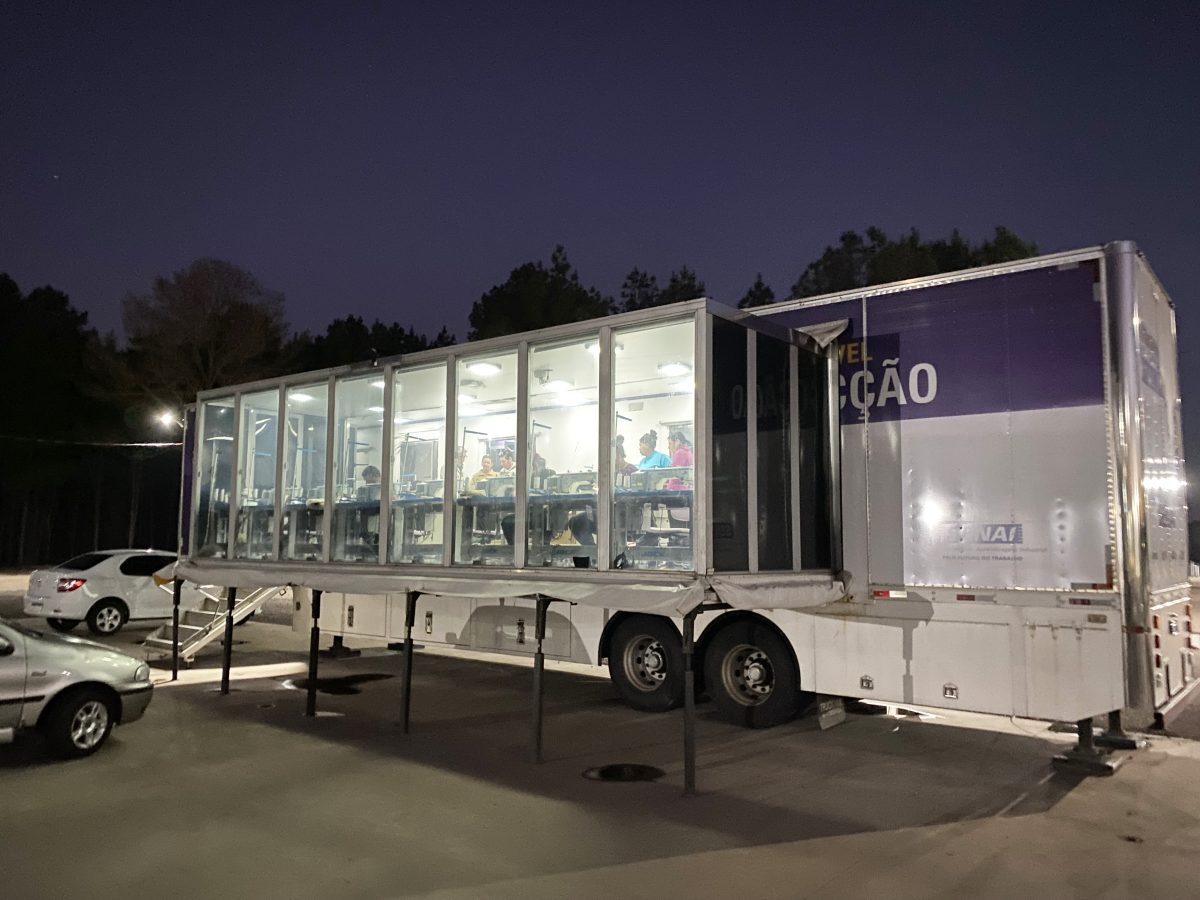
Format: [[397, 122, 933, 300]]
[[4, 3, 1199, 467]]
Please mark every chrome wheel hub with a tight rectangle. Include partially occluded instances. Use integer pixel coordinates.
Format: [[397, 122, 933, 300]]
[[70, 700, 109, 750], [721, 644, 775, 706], [623, 635, 668, 692]]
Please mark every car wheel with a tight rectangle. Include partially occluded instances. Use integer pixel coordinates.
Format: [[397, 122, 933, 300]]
[[41, 687, 116, 758], [86, 599, 128, 636], [46, 618, 81, 633], [607, 615, 684, 712], [704, 618, 810, 729]]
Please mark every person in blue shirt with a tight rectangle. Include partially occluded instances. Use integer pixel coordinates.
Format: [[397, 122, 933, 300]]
[[637, 430, 671, 469]]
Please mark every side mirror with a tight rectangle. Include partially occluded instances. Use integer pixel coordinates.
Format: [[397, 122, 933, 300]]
[[0, 637, 13, 657]]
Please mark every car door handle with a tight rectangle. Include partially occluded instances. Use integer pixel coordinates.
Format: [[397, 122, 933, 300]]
[[30, 670, 47, 678]]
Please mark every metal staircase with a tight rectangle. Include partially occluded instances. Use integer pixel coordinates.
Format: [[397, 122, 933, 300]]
[[143, 586, 286, 663]]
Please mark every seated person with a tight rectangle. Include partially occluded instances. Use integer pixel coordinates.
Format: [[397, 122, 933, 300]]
[[356, 464, 382, 500], [497, 448, 515, 473], [665, 432, 693, 491], [636, 430, 671, 469], [469, 454, 499, 490]]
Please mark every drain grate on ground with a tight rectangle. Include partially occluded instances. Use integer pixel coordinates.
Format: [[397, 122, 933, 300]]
[[290, 673, 394, 695], [582, 764, 665, 783]]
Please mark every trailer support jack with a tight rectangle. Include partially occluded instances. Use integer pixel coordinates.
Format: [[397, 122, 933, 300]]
[[305, 590, 322, 717], [1096, 709, 1147, 751], [219, 586, 237, 695], [1053, 716, 1125, 776], [399, 591, 419, 734], [683, 607, 698, 796], [531, 596, 550, 763]]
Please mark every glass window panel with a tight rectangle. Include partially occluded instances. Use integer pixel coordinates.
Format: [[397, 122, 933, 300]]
[[756, 333, 793, 571], [453, 351, 518, 565], [526, 336, 600, 568], [234, 389, 279, 560], [332, 376, 386, 562], [390, 364, 447, 564], [281, 383, 327, 561], [610, 319, 695, 571], [193, 398, 234, 558], [712, 319, 750, 571]]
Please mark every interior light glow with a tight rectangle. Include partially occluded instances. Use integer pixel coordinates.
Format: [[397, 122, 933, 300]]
[[367, 406, 384, 413], [585, 341, 623, 355], [290, 392, 314, 403], [658, 362, 691, 377], [156, 411, 176, 427], [466, 361, 502, 377], [545, 379, 574, 393], [371, 380, 386, 389], [672, 379, 695, 393], [458, 393, 477, 403]]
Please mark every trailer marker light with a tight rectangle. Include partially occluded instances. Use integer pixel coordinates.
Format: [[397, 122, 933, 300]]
[[1155, 654, 1162, 669], [1154, 635, 1161, 649], [56, 578, 86, 592], [956, 594, 975, 602], [1069, 597, 1092, 606], [872, 589, 908, 599]]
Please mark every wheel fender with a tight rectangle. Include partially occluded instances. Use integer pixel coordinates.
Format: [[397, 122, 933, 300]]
[[89, 597, 129, 619], [37, 682, 123, 730], [598, 611, 680, 663]]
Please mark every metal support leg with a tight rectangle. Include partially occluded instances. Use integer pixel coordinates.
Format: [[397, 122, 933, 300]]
[[399, 591, 418, 734], [683, 608, 698, 796], [219, 586, 237, 696], [1097, 708, 1147, 750], [531, 597, 549, 763], [306, 590, 322, 717], [1053, 715, 1124, 775], [170, 577, 182, 682]]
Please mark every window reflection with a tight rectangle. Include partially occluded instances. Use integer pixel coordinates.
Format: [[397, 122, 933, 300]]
[[332, 376, 385, 562], [194, 399, 234, 558], [281, 383, 327, 561], [234, 389, 279, 559], [390, 364, 447, 564], [611, 320, 695, 570], [453, 352, 518, 565], [526, 337, 599, 567]]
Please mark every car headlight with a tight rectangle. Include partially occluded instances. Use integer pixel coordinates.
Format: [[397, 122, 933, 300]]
[[134, 663, 150, 683]]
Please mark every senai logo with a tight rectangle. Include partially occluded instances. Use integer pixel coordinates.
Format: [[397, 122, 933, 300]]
[[944, 523, 1025, 544]]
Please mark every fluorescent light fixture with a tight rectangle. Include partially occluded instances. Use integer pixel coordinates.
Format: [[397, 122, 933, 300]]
[[368, 406, 384, 413], [393, 417, 409, 425], [545, 379, 574, 393], [371, 380, 385, 389], [290, 392, 314, 403], [458, 392, 477, 403], [658, 362, 691, 377], [672, 379, 694, 393], [585, 340, 623, 355], [466, 361, 502, 377]]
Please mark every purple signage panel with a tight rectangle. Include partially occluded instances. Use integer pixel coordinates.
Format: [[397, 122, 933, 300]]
[[761, 261, 1104, 423]]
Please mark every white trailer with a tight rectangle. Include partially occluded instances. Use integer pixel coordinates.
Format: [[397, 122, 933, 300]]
[[176, 241, 1189, 767]]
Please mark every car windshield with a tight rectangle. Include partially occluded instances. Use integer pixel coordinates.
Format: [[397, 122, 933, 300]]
[[56, 552, 113, 571], [4, 620, 45, 638]]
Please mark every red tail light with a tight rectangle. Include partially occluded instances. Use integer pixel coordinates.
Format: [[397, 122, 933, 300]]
[[56, 578, 86, 592]]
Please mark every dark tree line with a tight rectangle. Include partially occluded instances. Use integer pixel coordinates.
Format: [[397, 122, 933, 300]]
[[0, 225, 1036, 564]]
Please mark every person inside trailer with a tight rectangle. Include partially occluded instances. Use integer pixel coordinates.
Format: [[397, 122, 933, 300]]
[[636, 430, 671, 469], [469, 454, 498, 490]]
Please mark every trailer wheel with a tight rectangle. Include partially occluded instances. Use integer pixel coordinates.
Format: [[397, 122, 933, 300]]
[[704, 619, 807, 728], [607, 616, 684, 712]]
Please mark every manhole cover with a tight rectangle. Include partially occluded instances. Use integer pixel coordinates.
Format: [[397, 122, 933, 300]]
[[290, 673, 394, 695], [582, 764, 665, 783]]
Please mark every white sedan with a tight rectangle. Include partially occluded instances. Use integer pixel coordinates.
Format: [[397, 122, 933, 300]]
[[23, 549, 205, 636]]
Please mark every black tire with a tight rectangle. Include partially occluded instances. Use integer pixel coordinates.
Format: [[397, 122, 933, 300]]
[[41, 687, 116, 758], [704, 618, 809, 729], [46, 618, 80, 633], [607, 615, 684, 712], [86, 599, 128, 636]]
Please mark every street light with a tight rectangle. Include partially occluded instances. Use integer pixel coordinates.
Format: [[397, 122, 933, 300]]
[[156, 410, 182, 429]]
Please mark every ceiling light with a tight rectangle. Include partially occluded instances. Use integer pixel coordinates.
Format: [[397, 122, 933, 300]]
[[658, 362, 691, 377], [585, 341, 623, 355], [545, 379, 574, 393], [371, 380, 385, 389], [466, 361, 502, 377], [672, 379, 694, 393], [368, 406, 384, 413], [290, 392, 314, 403], [458, 392, 477, 404]]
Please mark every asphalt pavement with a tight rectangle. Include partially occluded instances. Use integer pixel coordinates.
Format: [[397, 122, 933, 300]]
[[4, 581, 1200, 898]]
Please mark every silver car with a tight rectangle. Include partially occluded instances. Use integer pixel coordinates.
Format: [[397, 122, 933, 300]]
[[0, 619, 154, 757]]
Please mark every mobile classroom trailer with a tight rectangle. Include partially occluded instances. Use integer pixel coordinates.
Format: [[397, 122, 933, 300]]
[[177, 241, 1190, 744]]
